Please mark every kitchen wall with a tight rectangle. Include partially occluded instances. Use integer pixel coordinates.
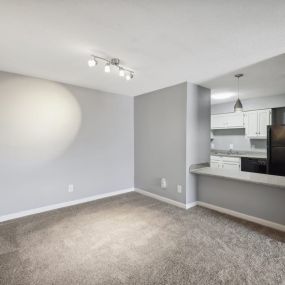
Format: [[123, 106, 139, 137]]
[[211, 93, 285, 114], [211, 94, 285, 152], [211, 129, 266, 152], [0, 71, 134, 216], [134, 82, 210, 204]]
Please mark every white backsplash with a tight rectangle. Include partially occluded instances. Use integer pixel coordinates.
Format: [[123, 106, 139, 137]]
[[211, 128, 267, 152]]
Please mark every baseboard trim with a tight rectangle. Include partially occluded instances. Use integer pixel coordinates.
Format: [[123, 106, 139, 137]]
[[186, 202, 198, 209], [197, 201, 285, 232], [135, 188, 197, 210], [0, 188, 134, 223], [3, 188, 282, 232]]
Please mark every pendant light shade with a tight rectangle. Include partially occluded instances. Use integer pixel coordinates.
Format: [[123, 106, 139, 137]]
[[234, 98, 243, 112], [234, 74, 243, 112]]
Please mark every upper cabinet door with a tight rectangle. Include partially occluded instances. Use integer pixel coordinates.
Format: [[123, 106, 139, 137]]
[[227, 112, 244, 128], [211, 114, 224, 129], [244, 111, 258, 137], [258, 109, 272, 137], [244, 109, 272, 139], [211, 112, 244, 129]]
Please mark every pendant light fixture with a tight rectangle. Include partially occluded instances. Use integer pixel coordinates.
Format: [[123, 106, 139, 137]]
[[234, 73, 243, 112]]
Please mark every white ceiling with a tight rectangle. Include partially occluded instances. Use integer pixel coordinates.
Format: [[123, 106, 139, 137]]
[[204, 53, 285, 104], [0, 1, 285, 96]]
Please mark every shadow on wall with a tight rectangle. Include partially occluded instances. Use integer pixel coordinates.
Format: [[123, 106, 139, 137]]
[[0, 76, 82, 168]]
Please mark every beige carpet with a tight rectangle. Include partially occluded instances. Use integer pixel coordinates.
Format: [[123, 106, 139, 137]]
[[0, 192, 284, 285]]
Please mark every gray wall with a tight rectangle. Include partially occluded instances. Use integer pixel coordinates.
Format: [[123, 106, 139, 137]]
[[187, 83, 211, 203], [211, 94, 285, 152], [134, 82, 210, 204], [0, 72, 134, 216], [134, 83, 188, 203], [198, 176, 285, 225]]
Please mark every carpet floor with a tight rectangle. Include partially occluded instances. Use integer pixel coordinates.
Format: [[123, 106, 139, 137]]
[[0, 192, 284, 285]]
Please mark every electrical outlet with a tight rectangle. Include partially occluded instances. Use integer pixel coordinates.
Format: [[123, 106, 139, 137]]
[[177, 184, 182, 193], [229, 144, 234, 150], [68, 184, 74, 193], [211, 143, 215, 149], [161, 178, 167, 189]]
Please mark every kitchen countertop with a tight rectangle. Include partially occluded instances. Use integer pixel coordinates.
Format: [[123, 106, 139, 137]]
[[191, 167, 285, 189], [211, 150, 267, 159]]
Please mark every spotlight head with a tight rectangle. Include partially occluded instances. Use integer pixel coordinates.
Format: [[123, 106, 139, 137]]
[[119, 68, 125, 77], [88, 56, 97, 67], [104, 63, 111, 73], [126, 72, 134, 80]]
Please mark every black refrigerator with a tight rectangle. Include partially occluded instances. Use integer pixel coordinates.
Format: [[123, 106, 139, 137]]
[[267, 125, 285, 176]]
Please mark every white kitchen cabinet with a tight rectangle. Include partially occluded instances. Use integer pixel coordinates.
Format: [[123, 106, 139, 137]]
[[258, 109, 272, 137], [227, 112, 244, 128], [210, 156, 241, 171], [210, 161, 220, 168], [222, 161, 241, 171], [244, 109, 271, 139], [211, 112, 244, 129], [211, 114, 224, 129], [244, 111, 258, 137], [210, 155, 222, 168]]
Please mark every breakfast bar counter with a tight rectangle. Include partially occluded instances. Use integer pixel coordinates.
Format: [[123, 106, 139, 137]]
[[191, 166, 285, 229], [191, 167, 285, 189]]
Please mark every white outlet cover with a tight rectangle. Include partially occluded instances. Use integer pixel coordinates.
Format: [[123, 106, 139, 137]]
[[68, 184, 74, 192], [229, 144, 234, 150], [177, 184, 182, 193]]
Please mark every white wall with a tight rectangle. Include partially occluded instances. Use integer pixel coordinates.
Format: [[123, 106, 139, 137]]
[[211, 94, 285, 114], [211, 129, 266, 152], [0, 72, 134, 216]]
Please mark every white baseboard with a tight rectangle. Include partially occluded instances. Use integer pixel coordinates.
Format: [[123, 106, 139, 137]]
[[133, 190, 284, 231], [2, 187, 282, 232], [0, 188, 134, 223], [197, 201, 285, 232], [186, 202, 198, 209], [135, 188, 196, 210]]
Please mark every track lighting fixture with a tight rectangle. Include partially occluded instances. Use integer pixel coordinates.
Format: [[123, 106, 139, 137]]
[[88, 55, 134, 80]]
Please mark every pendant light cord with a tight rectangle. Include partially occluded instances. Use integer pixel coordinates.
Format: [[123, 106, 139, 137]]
[[237, 76, 239, 99], [235, 73, 243, 100], [234, 73, 244, 112]]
